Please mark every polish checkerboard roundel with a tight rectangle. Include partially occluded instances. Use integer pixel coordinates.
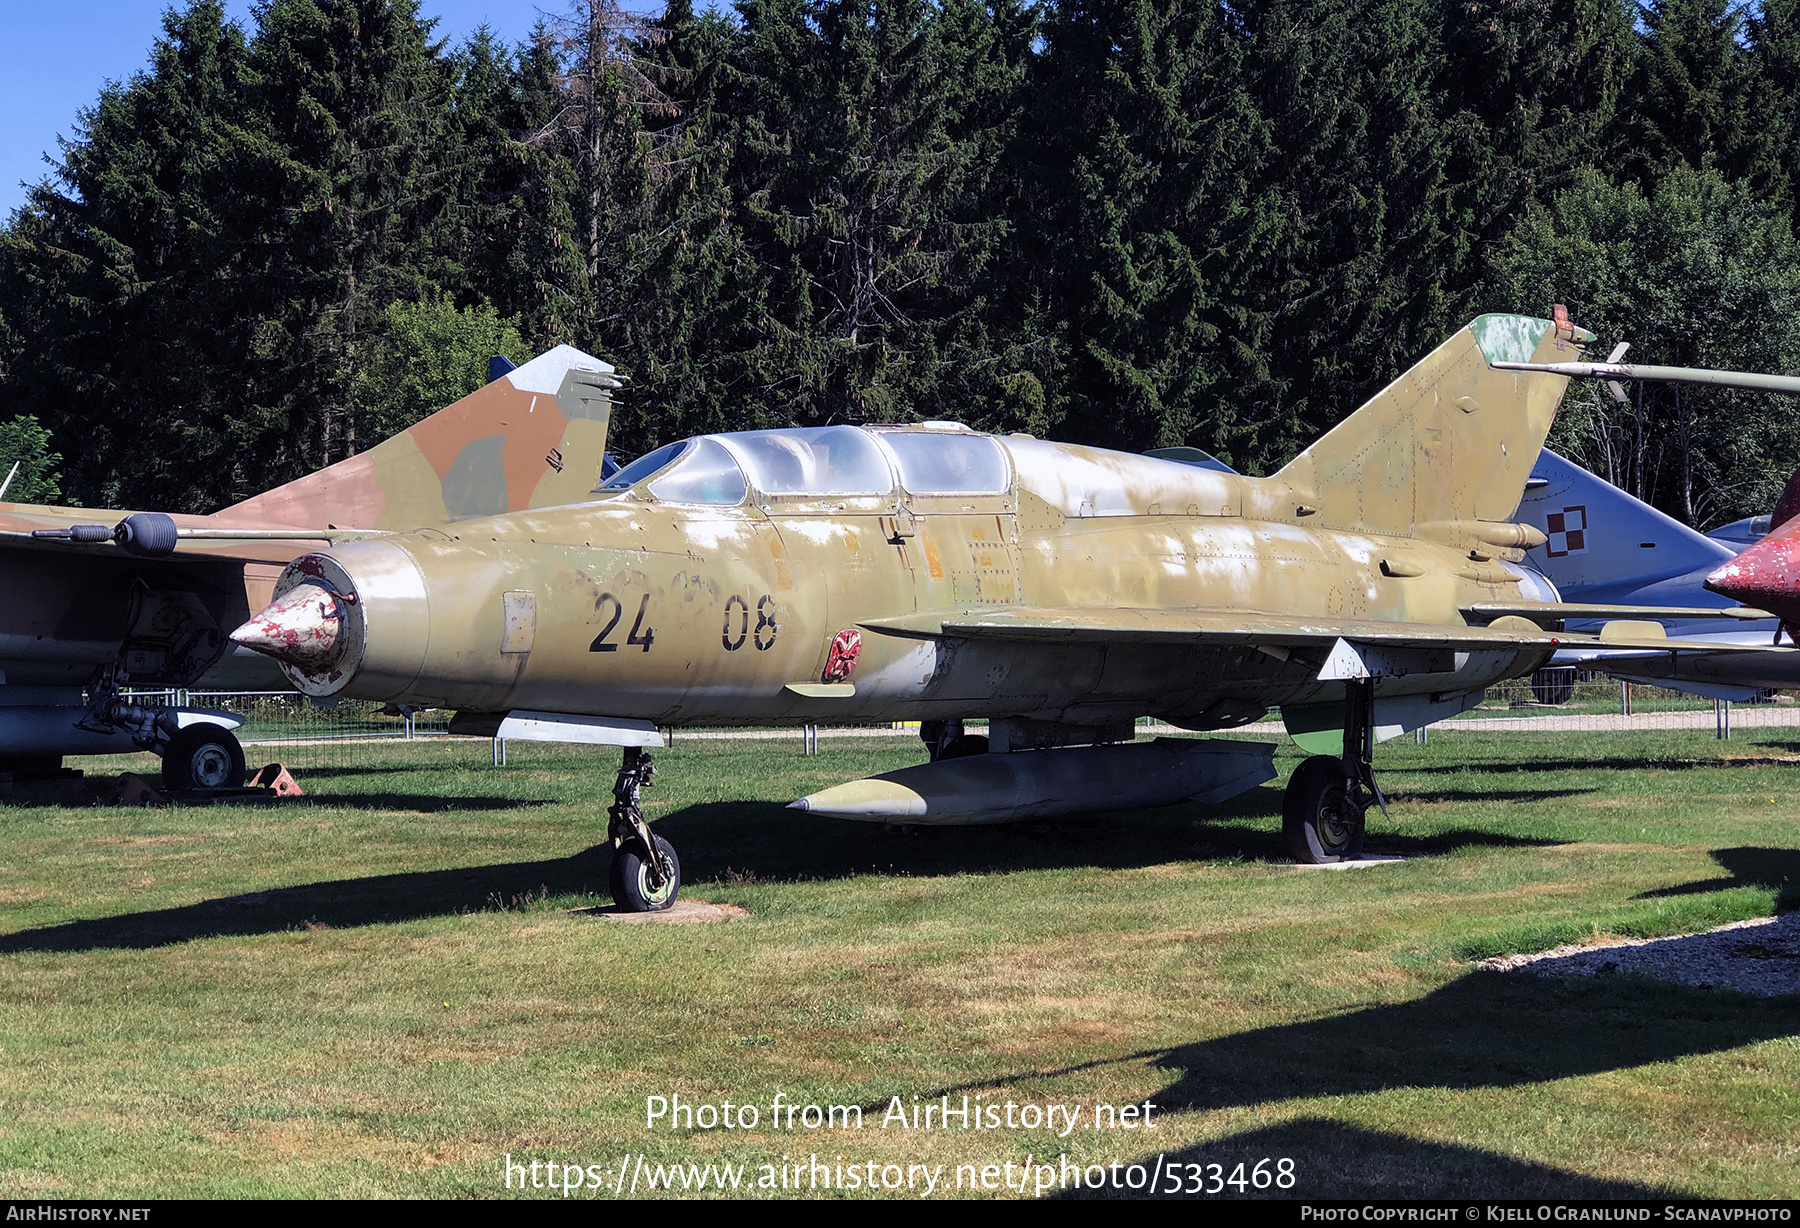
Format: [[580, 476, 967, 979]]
[[1545, 505, 1587, 557]]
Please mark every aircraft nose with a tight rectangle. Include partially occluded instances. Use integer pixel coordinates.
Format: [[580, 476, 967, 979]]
[[231, 582, 346, 669], [1704, 531, 1800, 614]]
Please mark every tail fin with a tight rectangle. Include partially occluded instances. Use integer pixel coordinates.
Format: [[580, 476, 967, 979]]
[[1274, 314, 1588, 537], [222, 345, 621, 529], [1518, 449, 1734, 596], [1771, 465, 1800, 535]]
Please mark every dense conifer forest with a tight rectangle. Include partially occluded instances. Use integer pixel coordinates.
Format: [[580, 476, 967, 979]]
[[2, 0, 1798, 527]]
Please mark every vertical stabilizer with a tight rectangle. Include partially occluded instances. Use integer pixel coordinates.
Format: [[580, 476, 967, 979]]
[[1518, 450, 1735, 601], [1275, 314, 1587, 538], [222, 345, 621, 530]]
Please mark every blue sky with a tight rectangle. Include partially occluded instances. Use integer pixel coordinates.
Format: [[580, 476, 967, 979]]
[[0, 1, 555, 219]]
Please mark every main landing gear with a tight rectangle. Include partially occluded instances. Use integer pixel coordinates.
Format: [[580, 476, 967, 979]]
[[162, 722, 248, 791], [607, 747, 680, 911], [1283, 678, 1389, 864], [80, 669, 248, 792]]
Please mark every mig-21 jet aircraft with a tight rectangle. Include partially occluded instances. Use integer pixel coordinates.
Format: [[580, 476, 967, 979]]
[[224, 312, 1779, 910], [1, 348, 621, 789]]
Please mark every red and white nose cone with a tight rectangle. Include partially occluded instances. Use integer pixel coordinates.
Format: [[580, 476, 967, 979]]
[[231, 582, 345, 670], [1705, 529, 1800, 623]]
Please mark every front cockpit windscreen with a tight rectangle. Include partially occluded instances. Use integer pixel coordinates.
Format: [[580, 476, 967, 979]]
[[724, 427, 893, 496], [647, 437, 747, 505], [879, 431, 1009, 494], [595, 441, 686, 494]]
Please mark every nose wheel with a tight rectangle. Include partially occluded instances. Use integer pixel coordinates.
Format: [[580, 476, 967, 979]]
[[607, 748, 680, 911]]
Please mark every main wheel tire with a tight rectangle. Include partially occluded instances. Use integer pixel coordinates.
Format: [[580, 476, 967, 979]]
[[1530, 666, 1576, 706], [162, 723, 247, 791], [1282, 754, 1366, 864], [610, 834, 681, 912], [938, 734, 989, 760]]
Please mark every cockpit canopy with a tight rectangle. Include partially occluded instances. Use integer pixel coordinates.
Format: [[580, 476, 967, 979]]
[[728, 426, 891, 495], [875, 428, 1009, 495], [593, 425, 1010, 505]]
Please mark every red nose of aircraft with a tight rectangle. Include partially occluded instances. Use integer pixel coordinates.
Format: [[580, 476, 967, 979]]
[[229, 581, 345, 670], [1704, 529, 1800, 624]]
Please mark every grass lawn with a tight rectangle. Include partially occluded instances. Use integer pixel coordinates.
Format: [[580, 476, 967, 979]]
[[0, 727, 1795, 1199]]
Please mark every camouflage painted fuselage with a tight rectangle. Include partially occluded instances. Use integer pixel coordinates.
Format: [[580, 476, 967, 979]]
[[268, 440, 1553, 728], [258, 315, 1588, 729]]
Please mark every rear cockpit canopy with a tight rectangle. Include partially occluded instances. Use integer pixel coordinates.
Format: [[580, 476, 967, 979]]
[[591, 424, 1011, 505], [872, 427, 1009, 495], [726, 426, 892, 495]]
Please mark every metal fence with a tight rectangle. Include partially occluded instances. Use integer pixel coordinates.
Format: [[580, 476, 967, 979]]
[[122, 690, 454, 771], [1436, 673, 1798, 739], [113, 674, 1800, 777]]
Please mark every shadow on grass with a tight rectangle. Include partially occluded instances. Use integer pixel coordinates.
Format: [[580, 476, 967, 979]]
[[0, 847, 615, 953], [1740, 740, 1800, 755], [1053, 1117, 1685, 1199], [1636, 847, 1800, 912], [899, 973, 1794, 1122], [0, 796, 1563, 952], [1382, 788, 1590, 806], [295, 792, 557, 813], [653, 799, 1565, 886], [1392, 756, 1754, 775], [242, 763, 455, 780], [1143, 972, 1794, 1110], [0, 773, 554, 810]]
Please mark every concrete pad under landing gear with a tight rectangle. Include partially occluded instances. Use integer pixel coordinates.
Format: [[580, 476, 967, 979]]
[[580, 900, 750, 923], [1290, 854, 1407, 871]]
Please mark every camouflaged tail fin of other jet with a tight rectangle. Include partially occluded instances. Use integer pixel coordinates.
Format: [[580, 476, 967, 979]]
[[219, 345, 623, 531], [1274, 313, 1592, 546]]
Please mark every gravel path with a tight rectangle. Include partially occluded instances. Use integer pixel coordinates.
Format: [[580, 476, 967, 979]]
[[1479, 913, 1800, 998]]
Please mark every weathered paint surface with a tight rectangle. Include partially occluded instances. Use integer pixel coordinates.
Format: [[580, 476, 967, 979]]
[[1707, 530, 1800, 633], [239, 316, 1595, 732], [221, 345, 619, 529], [0, 346, 619, 692], [791, 738, 1278, 823]]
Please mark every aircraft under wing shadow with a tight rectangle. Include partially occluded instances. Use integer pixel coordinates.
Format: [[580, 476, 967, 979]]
[[0, 346, 622, 788]]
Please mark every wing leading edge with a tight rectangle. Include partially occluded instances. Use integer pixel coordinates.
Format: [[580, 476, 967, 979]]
[[859, 606, 1781, 661]]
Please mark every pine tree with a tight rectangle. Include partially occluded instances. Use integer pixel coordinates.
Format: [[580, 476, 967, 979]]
[[434, 27, 588, 348], [526, 0, 677, 351], [1747, 0, 1800, 209], [242, 0, 454, 473], [602, 0, 778, 452], [1436, 0, 1636, 255], [1624, 0, 1771, 186], [1022, 0, 1251, 455], [733, 0, 1021, 426], [1235, 0, 1462, 453]]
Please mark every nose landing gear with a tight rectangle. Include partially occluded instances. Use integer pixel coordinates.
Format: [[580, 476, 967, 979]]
[[607, 747, 680, 911]]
